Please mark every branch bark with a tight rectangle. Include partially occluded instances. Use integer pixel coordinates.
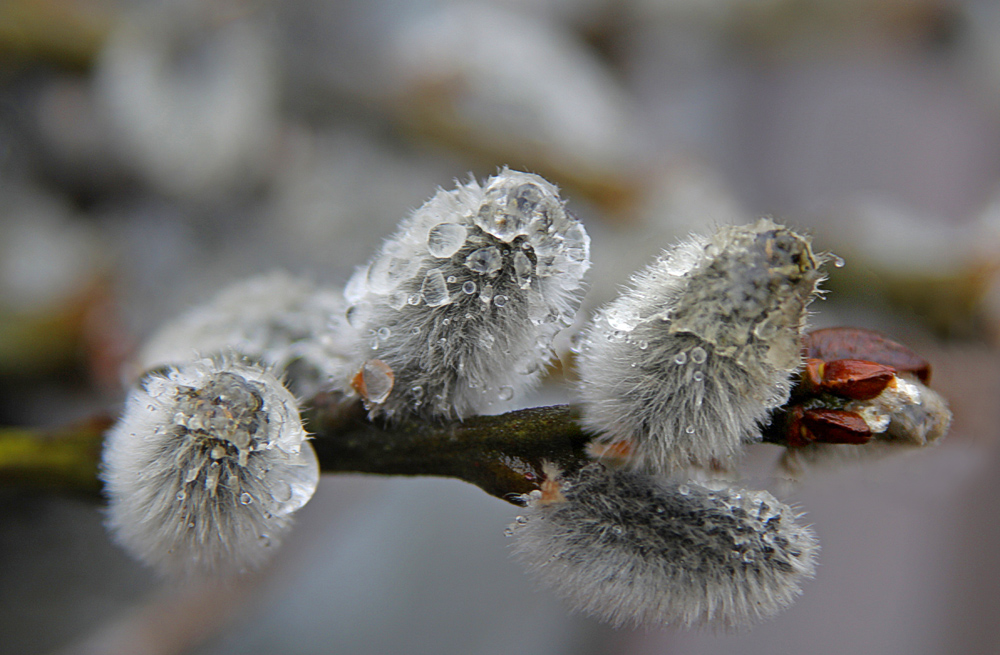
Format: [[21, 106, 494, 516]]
[[0, 396, 810, 505]]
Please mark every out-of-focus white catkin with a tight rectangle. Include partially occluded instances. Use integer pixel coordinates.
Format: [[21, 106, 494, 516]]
[[576, 219, 824, 472], [101, 357, 319, 577], [344, 168, 590, 419], [138, 271, 356, 398], [510, 464, 818, 629]]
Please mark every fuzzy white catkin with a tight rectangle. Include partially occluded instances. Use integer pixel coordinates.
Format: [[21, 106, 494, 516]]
[[510, 465, 818, 629], [344, 168, 590, 419], [576, 219, 824, 472], [138, 271, 357, 398], [101, 357, 319, 577]]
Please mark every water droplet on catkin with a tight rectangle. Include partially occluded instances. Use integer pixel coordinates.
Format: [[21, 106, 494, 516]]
[[421, 269, 451, 307], [427, 223, 467, 259]]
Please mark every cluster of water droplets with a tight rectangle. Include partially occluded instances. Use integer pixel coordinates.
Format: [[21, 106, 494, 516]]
[[343, 169, 590, 418]]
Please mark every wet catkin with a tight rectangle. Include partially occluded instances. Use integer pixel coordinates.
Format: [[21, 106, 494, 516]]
[[510, 464, 818, 628], [344, 168, 590, 419], [576, 219, 825, 473], [101, 357, 319, 577]]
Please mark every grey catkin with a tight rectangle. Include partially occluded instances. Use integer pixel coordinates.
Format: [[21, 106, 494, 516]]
[[576, 219, 825, 472], [101, 357, 319, 577], [344, 168, 590, 419], [511, 464, 819, 629]]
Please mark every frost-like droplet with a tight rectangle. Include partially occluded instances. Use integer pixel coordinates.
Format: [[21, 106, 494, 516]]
[[421, 269, 451, 307], [427, 223, 468, 259], [607, 307, 641, 332], [494, 295, 508, 308], [462, 280, 477, 294], [465, 247, 503, 276], [498, 385, 514, 401], [690, 346, 707, 364], [240, 492, 253, 505], [356, 359, 395, 404], [367, 254, 420, 294], [513, 250, 533, 289]]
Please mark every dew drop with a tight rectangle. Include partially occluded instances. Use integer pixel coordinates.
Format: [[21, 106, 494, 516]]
[[367, 255, 420, 294], [465, 246, 503, 275], [272, 481, 293, 504], [494, 295, 508, 308], [410, 326, 420, 335], [442, 318, 451, 326], [504, 527, 515, 538], [462, 280, 477, 294], [685, 425, 696, 435], [377, 327, 391, 340], [421, 269, 451, 307], [407, 293, 421, 306], [513, 250, 532, 289], [515, 515, 528, 525], [607, 307, 641, 332], [674, 352, 688, 365], [360, 359, 395, 404], [240, 492, 253, 505], [446, 275, 457, 284], [678, 484, 690, 496], [427, 223, 467, 258], [637, 340, 648, 350], [693, 371, 704, 382], [411, 385, 424, 399], [498, 385, 514, 401], [691, 346, 707, 364], [832, 254, 845, 268], [175, 490, 186, 501]]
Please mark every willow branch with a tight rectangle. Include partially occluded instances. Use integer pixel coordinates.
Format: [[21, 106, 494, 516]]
[[304, 396, 593, 505], [0, 396, 817, 505]]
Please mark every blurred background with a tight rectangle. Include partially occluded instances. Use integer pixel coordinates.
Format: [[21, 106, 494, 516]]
[[1, 0, 999, 653]]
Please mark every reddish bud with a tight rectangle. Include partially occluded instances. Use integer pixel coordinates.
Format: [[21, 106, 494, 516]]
[[820, 359, 896, 401], [803, 327, 931, 383], [800, 408, 873, 445]]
